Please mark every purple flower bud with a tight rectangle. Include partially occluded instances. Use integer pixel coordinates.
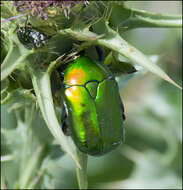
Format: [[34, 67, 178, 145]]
[[12, 1, 88, 20]]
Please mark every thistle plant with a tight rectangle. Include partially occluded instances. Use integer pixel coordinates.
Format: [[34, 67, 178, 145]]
[[1, 1, 182, 189]]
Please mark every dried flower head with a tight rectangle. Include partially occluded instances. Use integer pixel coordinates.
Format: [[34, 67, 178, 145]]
[[13, 1, 87, 20]]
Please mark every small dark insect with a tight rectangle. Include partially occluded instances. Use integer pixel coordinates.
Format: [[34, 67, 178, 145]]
[[17, 26, 49, 49]]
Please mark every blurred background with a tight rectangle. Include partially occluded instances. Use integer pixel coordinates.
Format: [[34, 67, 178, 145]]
[[1, 1, 182, 189]]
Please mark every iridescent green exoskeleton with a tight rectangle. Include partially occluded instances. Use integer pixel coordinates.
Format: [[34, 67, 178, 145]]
[[61, 56, 125, 156]]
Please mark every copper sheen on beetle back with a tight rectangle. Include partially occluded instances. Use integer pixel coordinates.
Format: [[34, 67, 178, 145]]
[[61, 56, 125, 156]]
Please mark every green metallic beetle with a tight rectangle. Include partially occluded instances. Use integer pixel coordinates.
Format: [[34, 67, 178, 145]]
[[61, 55, 125, 156]]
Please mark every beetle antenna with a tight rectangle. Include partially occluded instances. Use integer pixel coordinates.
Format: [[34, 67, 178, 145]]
[[25, 15, 29, 27]]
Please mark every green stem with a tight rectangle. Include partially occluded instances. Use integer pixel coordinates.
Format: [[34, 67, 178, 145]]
[[18, 145, 44, 189], [1, 154, 14, 162], [1, 92, 12, 105], [47, 54, 65, 75], [76, 148, 88, 189], [1, 177, 9, 189], [18, 104, 36, 178], [26, 168, 45, 189]]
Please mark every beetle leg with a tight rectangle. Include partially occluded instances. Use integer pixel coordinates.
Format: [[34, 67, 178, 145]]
[[95, 46, 104, 63], [118, 96, 126, 142], [122, 109, 126, 121], [51, 72, 64, 95], [61, 104, 71, 136], [119, 95, 126, 121], [51, 85, 62, 95]]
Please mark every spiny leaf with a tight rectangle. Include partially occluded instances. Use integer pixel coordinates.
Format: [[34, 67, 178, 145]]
[[95, 22, 181, 89], [110, 3, 182, 29], [104, 51, 137, 76], [1, 31, 34, 81], [30, 69, 81, 169], [59, 22, 181, 89]]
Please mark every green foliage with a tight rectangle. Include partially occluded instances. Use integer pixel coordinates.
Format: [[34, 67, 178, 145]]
[[1, 1, 182, 189]]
